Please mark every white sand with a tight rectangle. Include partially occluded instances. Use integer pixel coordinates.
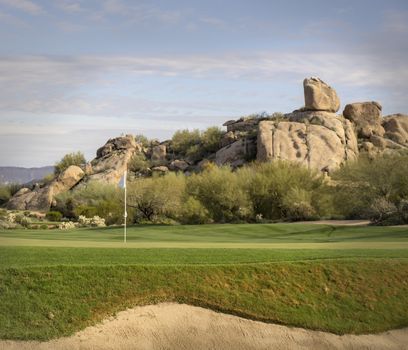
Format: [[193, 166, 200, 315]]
[[1, 303, 407, 350]]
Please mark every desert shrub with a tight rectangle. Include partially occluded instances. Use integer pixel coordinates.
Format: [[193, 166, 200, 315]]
[[171, 129, 201, 156], [54, 182, 123, 225], [177, 197, 211, 224], [367, 198, 399, 225], [42, 173, 55, 184], [134, 134, 150, 147], [239, 162, 324, 220], [15, 214, 30, 228], [54, 151, 86, 175], [0, 185, 11, 206], [332, 152, 408, 223], [188, 166, 252, 222], [59, 221, 76, 230], [46, 211, 63, 222], [40, 224, 48, 230], [74, 205, 98, 218], [127, 173, 185, 222], [201, 127, 223, 153], [78, 215, 106, 227], [128, 153, 150, 173], [282, 187, 316, 221]]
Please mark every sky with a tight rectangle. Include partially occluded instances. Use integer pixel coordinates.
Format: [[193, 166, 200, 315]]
[[0, 0, 408, 167]]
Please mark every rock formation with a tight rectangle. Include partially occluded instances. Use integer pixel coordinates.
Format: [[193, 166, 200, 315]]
[[257, 79, 357, 173], [382, 114, 408, 146], [343, 101, 384, 138], [7, 165, 85, 211], [303, 77, 340, 112], [6, 77, 408, 212], [7, 136, 140, 211]]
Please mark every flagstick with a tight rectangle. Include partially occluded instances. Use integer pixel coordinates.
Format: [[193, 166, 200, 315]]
[[124, 170, 127, 243]]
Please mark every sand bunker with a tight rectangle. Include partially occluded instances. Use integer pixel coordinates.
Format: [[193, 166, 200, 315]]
[[1, 303, 407, 350]]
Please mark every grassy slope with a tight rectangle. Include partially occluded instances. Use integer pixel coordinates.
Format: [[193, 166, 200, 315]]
[[1, 223, 408, 340]]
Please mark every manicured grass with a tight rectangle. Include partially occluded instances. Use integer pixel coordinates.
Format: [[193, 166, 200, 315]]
[[1, 223, 408, 341], [1, 246, 408, 267], [1, 223, 408, 244]]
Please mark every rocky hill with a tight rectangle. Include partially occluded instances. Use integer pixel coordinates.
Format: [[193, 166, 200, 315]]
[[6, 77, 408, 212], [0, 166, 54, 185]]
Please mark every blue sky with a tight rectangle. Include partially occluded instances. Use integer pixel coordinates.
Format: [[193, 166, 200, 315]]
[[1, 0, 408, 166]]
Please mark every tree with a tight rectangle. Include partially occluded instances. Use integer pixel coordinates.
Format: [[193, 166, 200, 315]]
[[187, 166, 252, 222], [54, 151, 86, 175], [127, 173, 185, 222], [332, 151, 408, 222]]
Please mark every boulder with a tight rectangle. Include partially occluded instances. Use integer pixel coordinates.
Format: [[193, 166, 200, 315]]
[[51, 165, 84, 196], [257, 116, 358, 173], [7, 188, 37, 211], [88, 135, 141, 185], [215, 138, 256, 167], [151, 166, 169, 174], [343, 101, 384, 138], [169, 160, 189, 172], [225, 118, 259, 133], [7, 166, 84, 211], [303, 77, 340, 112], [151, 144, 167, 163], [220, 131, 237, 147], [382, 114, 408, 146]]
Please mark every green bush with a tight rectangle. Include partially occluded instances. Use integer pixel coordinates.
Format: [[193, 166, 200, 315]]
[[171, 129, 201, 156], [171, 127, 223, 160], [55, 151, 86, 175], [46, 211, 63, 222], [239, 161, 324, 220], [0, 185, 11, 206], [134, 134, 150, 147], [201, 126, 223, 153], [127, 173, 185, 222], [332, 151, 408, 223], [128, 153, 150, 173], [188, 166, 252, 222], [178, 197, 211, 224], [54, 182, 123, 225]]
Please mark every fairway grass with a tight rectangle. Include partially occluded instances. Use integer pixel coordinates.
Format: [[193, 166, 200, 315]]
[[1, 223, 408, 341]]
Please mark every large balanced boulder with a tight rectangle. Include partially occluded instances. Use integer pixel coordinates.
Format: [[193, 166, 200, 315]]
[[382, 114, 408, 146], [257, 112, 358, 173], [303, 77, 340, 113], [343, 101, 384, 138]]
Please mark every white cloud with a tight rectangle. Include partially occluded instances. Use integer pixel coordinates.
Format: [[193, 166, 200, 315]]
[[0, 0, 44, 15], [0, 51, 407, 118]]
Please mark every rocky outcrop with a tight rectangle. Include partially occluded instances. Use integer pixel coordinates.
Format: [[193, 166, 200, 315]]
[[303, 77, 340, 113], [343, 101, 384, 138], [216, 138, 256, 167], [257, 117, 357, 173], [169, 160, 189, 172], [7, 166, 85, 211], [256, 80, 357, 173], [382, 114, 408, 146], [151, 145, 167, 164], [7, 135, 138, 212], [87, 135, 141, 185]]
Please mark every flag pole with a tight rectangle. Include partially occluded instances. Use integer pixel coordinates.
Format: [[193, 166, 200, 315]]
[[124, 169, 127, 243]]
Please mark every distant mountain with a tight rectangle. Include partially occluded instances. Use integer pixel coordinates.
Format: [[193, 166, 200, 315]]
[[0, 166, 54, 185]]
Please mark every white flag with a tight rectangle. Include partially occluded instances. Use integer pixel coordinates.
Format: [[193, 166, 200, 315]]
[[119, 170, 127, 189]]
